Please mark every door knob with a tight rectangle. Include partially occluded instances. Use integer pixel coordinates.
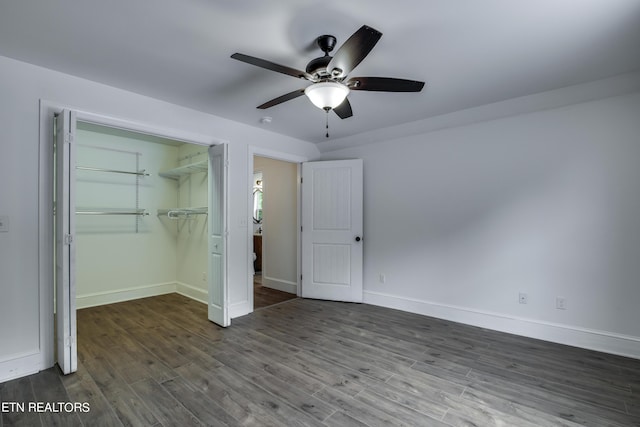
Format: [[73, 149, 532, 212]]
[[355, 236, 362, 242]]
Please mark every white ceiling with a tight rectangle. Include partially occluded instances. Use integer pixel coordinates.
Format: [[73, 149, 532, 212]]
[[1, 0, 639, 144]]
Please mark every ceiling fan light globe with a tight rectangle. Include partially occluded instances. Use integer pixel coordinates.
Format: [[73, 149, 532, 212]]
[[304, 82, 350, 110]]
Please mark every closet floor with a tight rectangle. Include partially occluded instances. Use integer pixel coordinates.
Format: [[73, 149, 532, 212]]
[[2, 293, 639, 426], [253, 273, 298, 309]]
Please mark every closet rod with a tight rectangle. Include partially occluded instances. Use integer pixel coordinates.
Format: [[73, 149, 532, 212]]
[[76, 166, 150, 176], [76, 210, 149, 216]]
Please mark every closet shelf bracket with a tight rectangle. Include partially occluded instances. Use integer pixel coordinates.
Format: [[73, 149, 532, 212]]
[[157, 207, 208, 219]]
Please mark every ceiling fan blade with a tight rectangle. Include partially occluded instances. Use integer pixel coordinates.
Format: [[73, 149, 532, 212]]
[[347, 77, 425, 92], [257, 89, 306, 109], [327, 25, 382, 78], [231, 53, 313, 81], [333, 98, 353, 119]]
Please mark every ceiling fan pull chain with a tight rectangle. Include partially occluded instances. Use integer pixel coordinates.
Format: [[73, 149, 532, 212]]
[[325, 110, 330, 138]]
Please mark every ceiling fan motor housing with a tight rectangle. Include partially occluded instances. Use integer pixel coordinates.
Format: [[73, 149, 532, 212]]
[[306, 34, 337, 78], [306, 56, 331, 78]]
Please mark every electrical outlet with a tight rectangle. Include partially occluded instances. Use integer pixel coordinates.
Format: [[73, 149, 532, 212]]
[[378, 273, 386, 284], [519, 293, 528, 304], [556, 297, 567, 310]]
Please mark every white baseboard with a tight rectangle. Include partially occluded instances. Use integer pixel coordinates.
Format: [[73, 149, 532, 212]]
[[176, 282, 208, 305], [261, 276, 297, 294], [0, 351, 43, 383], [76, 282, 178, 309], [364, 290, 640, 360]]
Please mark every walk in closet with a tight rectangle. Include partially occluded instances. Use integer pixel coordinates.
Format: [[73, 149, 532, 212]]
[[74, 122, 210, 309]]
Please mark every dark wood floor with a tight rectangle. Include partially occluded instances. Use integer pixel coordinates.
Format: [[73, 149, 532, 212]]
[[253, 273, 297, 309], [2, 294, 640, 426]]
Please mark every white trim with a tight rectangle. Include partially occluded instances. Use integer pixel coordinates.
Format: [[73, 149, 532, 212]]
[[261, 276, 298, 294], [38, 100, 55, 372], [76, 281, 209, 310], [0, 351, 42, 383], [249, 147, 308, 164], [247, 146, 307, 313], [76, 282, 178, 309], [364, 290, 640, 360], [176, 282, 208, 305], [47, 101, 226, 146]]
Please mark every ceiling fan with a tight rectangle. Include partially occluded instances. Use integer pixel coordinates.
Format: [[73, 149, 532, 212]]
[[231, 25, 425, 129]]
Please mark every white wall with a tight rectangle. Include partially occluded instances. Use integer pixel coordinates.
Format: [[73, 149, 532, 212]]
[[322, 89, 640, 358], [254, 156, 298, 294], [0, 54, 319, 382], [175, 144, 210, 302]]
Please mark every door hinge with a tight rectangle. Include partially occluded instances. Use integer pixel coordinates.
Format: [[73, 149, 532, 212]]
[[64, 234, 73, 245], [300, 177, 303, 184], [64, 132, 74, 145]]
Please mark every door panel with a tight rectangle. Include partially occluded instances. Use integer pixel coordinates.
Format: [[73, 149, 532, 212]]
[[302, 159, 363, 302], [208, 144, 229, 326], [55, 109, 77, 374]]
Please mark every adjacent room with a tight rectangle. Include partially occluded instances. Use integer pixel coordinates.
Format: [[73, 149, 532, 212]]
[[1, 1, 639, 426]]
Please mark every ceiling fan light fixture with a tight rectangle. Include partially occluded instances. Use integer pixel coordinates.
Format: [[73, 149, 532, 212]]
[[304, 82, 349, 110]]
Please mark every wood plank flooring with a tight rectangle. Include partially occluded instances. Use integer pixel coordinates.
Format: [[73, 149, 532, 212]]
[[1, 293, 639, 426], [253, 274, 297, 309]]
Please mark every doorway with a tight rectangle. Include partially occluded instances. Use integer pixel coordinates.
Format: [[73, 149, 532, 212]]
[[252, 155, 299, 309], [51, 107, 228, 374]]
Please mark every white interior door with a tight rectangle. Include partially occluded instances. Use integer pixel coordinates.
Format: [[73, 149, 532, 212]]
[[208, 144, 229, 326], [301, 159, 363, 302], [55, 109, 77, 374]]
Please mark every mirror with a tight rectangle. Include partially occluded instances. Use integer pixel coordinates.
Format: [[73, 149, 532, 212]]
[[253, 172, 263, 224], [253, 188, 263, 223]]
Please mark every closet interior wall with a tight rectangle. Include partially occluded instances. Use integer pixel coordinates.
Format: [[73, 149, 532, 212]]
[[175, 144, 209, 303], [75, 123, 208, 308]]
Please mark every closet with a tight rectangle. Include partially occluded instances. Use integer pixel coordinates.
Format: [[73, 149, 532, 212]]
[[74, 122, 210, 309]]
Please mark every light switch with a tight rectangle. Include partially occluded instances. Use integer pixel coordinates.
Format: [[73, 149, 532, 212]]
[[0, 215, 8, 232]]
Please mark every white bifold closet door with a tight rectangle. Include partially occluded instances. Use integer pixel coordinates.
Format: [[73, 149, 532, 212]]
[[55, 109, 78, 374], [208, 144, 229, 326]]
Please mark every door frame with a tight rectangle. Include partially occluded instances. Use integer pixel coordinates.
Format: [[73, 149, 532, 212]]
[[246, 147, 309, 311], [38, 100, 227, 369]]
